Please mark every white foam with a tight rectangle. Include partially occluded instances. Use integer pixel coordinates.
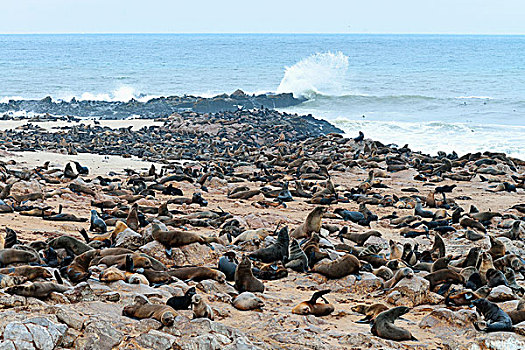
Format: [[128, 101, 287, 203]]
[[277, 52, 350, 98]]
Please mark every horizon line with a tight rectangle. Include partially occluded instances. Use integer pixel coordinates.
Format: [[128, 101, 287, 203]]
[[1, 32, 525, 36]]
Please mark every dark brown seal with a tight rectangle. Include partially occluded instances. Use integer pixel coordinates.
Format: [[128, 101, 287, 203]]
[[311, 254, 360, 279], [234, 256, 264, 293], [371, 306, 417, 341]]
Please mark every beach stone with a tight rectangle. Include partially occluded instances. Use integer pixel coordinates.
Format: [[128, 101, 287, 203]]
[[419, 308, 477, 334], [64, 282, 96, 303], [386, 276, 443, 307], [140, 240, 174, 266], [488, 286, 516, 302], [114, 228, 143, 250], [74, 319, 124, 350], [329, 272, 383, 293], [0, 293, 26, 308], [56, 308, 86, 330], [467, 332, 525, 350], [10, 180, 43, 201], [135, 330, 177, 350], [1, 317, 67, 350], [339, 332, 425, 349]]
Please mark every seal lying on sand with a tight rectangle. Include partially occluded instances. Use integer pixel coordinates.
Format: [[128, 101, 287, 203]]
[[292, 290, 334, 317]]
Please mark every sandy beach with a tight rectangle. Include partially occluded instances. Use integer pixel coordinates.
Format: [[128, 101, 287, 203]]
[[0, 109, 523, 349]]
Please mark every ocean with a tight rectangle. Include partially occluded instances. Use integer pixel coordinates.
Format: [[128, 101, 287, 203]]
[[0, 34, 523, 158]]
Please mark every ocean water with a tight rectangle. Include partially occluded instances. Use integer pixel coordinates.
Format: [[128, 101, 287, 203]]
[[0, 34, 523, 158]]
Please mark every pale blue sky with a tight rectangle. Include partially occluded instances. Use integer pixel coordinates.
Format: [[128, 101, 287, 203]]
[[1, 0, 524, 34]]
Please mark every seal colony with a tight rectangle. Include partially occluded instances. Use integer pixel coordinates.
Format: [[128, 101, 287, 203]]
[[0, 107, 523, 349]]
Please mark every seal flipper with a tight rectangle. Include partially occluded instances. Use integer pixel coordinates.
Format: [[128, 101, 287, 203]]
[[355, 316, 372, 324], [79, 228, 90, 243], [54, 270, 64, 285], [125, 254, 134, 273], [165, 247, 173, 258], [309, 289, 331, 304], [410, 336, 418, 341]]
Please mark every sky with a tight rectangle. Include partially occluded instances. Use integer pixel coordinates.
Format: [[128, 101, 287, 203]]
[[1, 0, 524, 34]]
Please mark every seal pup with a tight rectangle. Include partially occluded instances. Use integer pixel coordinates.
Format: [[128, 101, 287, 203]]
[[65, 249, 100, 283], [90, 210, 107, 233], [191, 294, 214, 320], [352, 303, 389, 323], [291, 206, 326, 239], [123, 295, 176, 326], [292, 290, 334, 317], [232, 292, 264, 311], [248, 226, 289, 263], [371, 306, 418, 341], [234, 255, 265, 293], [167, 286, 197, 310], [445, 290, 480, 306], [472, 298, 513, 332], [311, 254, 360, 279], [284, 238, 309, 272], [218, 251, 238, 281]]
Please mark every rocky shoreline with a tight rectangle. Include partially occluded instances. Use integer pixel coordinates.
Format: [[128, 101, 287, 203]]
[[0, 108, 523, 349], [0, 90, 305, 119]]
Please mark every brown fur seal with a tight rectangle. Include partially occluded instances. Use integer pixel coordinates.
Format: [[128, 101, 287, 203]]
[[292, 290, 334, 317], [6, 278, 70, 298], [488, 236, 505, 260], [477, 252, 494, 284], [168, 266, 225, 283], [48, 235, 93, 255], [373, 266, 394, 281], [460, 217, 486, 233], [291, 206, 326, 239], [384, 267, 414, 289], [252, 262, 288, 280], [234, 255, 264, 293], [302, 233, 329, 267], [431, 255, 452, 272], [126, 203, 139, 231], [430, 233, 446, 259], [0, 249, 40, 266], [352, 303, 389, 323], [95, 253, 152, 270], [122, 296, 176, 326], [342, 230, 382, 247], [151, 223, 219, 248], [371, 306, 417, 341], [508, 310, 525, 325], [191, 294, 214, 320], [0, 266, 52, 280], [311, 254, 360, 279], [232, 292, 265, 311], [66, 249, 100, 283], [445, 290, 480, 306], [424, 269, 464, 291], [389, 240, 403, 260]]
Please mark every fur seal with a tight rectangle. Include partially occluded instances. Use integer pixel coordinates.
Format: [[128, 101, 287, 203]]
[[291, 206, 326, 239], [248, 226, 289, 263], [486, 268, 508, 288], [232, 292, 265, 311], [302, 233, 329, 267], [445, 290, 480, 306], [371, 306, 418, 341], [0, 266, 52, 281], [126, 203, 139, 231], [488, 236, 505, 260], [284, 238, 308, 272], [218, 251, 238, 281], [48, 236, 93, 256], [167, 286, 196, 310], [424, 269, 464, 291], [389, 240, 403, 260], [6, 271, 69, 298], [384, 267, 414, 289], [234, 255, 265, 293], [292, 290, 334, 316], [472, 298, 513, 332], [252, 262, 288, 280], [311, 254, 360, 279], [340, 229, 382, 246], [168, 266, 225, 283], [65, 249, 100, 283], [352, 303, 389, 323], [191, 294, 214, 320], [90, 210, 107, 233], [95, 253, 152, 270], [0, 249, 40, 266], [507, 310, 525, 325], [151, 223, 219, 250], [123, 296, 176, 326]]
